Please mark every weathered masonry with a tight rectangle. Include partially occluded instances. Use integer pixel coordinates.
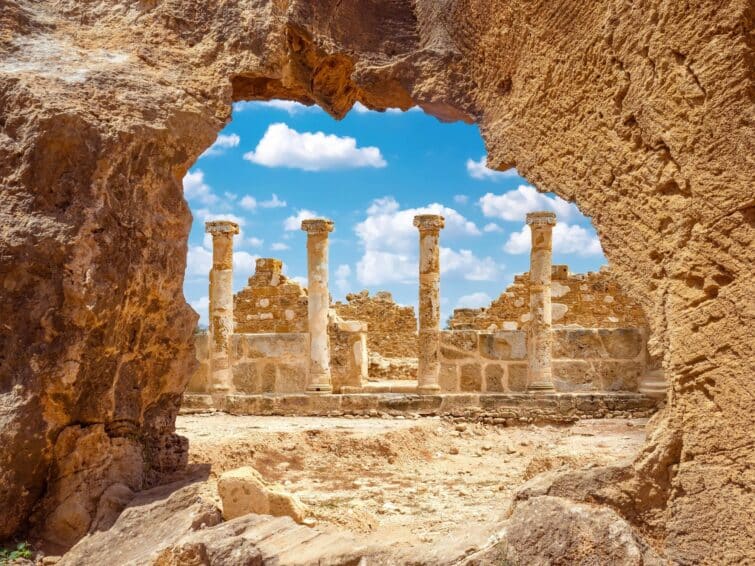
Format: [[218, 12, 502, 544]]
[[188, 213, 665, 399]]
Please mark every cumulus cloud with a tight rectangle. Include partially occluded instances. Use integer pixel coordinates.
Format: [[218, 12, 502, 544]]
[[239, 195, 257, 211], [186, 243, 258, 277], [479, 184, 579, 222], [354, 197, 500, 286], [453, 194, 469, 205], [190, 295, 210, 326], [283, 209, 319, 231], [247, 237, 264, 248], [200, 133, 240, 158], [244, 123, 387, 171], [271, 242, 290, 251], [335, 264, 351, 293], [503, 223, 603, 256], [290, 275, 308, 287], [483, 222, 503, 233], [260, 193, 287, 208], [466, 155, 519, 181], [456, 292, 492, 309], [351, 102, 420, 114], [183, 170, 218, 205], [233, 100, 320, 115]]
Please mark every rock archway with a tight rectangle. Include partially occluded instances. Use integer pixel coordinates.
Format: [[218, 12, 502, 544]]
[[0, 1, 752, 561]]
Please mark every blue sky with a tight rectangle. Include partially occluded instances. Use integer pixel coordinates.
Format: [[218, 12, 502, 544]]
[[183, 100, 606, 327]]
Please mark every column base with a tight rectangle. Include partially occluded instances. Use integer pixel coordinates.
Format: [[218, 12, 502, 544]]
[[527, 381, 556, 393]]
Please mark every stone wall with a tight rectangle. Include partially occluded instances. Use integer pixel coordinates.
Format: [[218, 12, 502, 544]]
[[333, 291, 417, 357], [234, 258, 308, 333], [189, 323, 367, 395], [449, 266, 647, 331], [438, 329, 646, 393]]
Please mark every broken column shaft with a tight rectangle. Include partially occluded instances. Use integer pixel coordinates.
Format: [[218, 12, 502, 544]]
[[302, 218, 335, 394], [414, 214, 445, 394], [526, 211, 557, 392], [206, 220, 240, 393]]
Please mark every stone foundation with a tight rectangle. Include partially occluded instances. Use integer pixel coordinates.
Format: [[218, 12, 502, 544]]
[[439, 328, 646, 393], [181, 392, 659, 423]]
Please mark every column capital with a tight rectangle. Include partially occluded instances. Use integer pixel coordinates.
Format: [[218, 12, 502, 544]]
[[526, 211, 557, 227], [413, 214, 445, 231], [205, 220, 240, 235], [301, 218, 334, 234]]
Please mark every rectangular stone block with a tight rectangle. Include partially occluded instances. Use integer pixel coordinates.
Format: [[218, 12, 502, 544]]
[[232, 362, 260, 393], [552, 360, 596, 391], [187, 361, 210, 393], [484, 363, 505, 392], [553, 329, 606, 359], [439, 363, 460, 392], [595, 360, 642, 391], [194, 333, 210, 362], [275, 363, 307, 393], [479, 331, 526, 360], [507, 363, 528, 392], [439, 330, 478, 360], [598, 328, 644, 359], [460, 362, 482, 392], [236, 333, 307, 359]]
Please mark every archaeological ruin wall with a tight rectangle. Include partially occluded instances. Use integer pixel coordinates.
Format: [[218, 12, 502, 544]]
[[449, 265, 647, 331], [333, 291, 417, 358]]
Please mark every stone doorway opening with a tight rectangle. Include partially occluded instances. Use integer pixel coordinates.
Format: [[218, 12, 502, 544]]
[[180, 100, 663, 407]]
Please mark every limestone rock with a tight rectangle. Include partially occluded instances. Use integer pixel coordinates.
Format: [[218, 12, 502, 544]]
[[218, 467, 309, 524], [217, 467, 270, 520], [59, 478, 368, 565], [497, 496, 663, 565]]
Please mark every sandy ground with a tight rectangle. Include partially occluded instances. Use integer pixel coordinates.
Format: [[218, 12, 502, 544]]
[[178, 414, 647, 551]]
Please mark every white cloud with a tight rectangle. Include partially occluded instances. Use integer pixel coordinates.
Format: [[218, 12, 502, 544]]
[[247, 237, 264, 248], [441, 248, 502, 281], [355, 196, 480, 256], [233, 100, 320, 115], [239, 195, 257, 211], [351, 102, 421, 114], [503, 223, 603, 256], [183, 170, 218, 205], [200, 133, 240, 158], [186, 245, 213, 276], [456, 292, 492, 309], [271, 242, 290, 251], [244, 123, 387, 171], [335, 264, 351, 293], [195, 209, 247, 242], [453, 194, 469, 205], [483, 222, 503, 233], [283, 209, 319, 231], [260, 193, 287, 208], [186, 244, 258, 276], [190, 296, 210, 326], [466, 155, 519, 181], [354, 197, 500, 286], [233, 251, 259, 274], [479, 184, 579, 222], [290, 275, 308, 287]]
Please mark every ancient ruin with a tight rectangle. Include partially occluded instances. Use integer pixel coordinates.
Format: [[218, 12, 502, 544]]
[[1, 1, 752, 563]]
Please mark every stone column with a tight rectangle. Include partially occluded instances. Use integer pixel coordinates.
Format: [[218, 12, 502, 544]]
[[413, 214, 445, 394], [302, 218, 335, 393], [205, 220, 239, 393], [526, 211, 557, 392]]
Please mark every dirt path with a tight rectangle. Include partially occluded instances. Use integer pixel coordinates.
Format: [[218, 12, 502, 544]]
[[178, 414, 647, 552]]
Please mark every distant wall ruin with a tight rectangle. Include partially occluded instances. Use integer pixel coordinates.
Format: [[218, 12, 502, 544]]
[[449, 266, 647, 331], [333, 290, 417, 358]]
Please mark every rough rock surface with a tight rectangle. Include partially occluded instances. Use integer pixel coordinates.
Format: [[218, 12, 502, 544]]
[[471, 495, 663, 566], [218, 466, 308, 523], [0, 0, 752, 561], [58, 479, 369, 566]]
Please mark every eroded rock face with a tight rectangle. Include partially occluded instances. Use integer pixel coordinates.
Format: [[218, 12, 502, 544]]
[[0, 0, 752, 560]]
